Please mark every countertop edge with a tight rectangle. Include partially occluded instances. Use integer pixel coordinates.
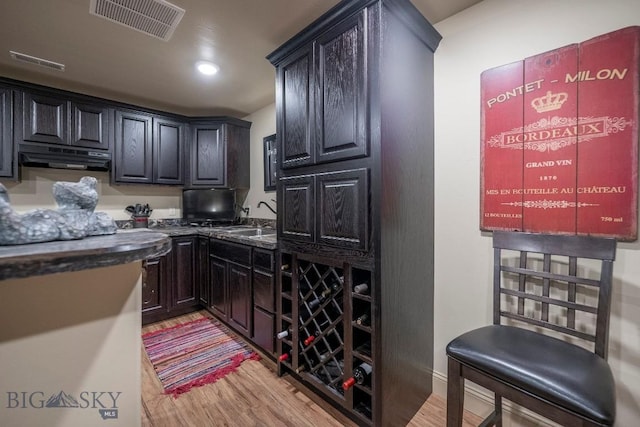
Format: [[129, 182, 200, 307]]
[[0, 232, 172, 281]]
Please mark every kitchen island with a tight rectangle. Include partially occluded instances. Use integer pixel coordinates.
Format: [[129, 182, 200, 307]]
[[0, 231, 171, 427]]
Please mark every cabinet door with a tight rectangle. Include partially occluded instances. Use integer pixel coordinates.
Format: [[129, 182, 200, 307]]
[[171, 236, 197, 309], [197, 237, 210, 306], [142, 256, 168, 324], [280, 174, 315, 243], [114, 110, 153, 184], [210, 255, 228, 320], [71, 102, 110, 150], [154, 117, 185, 185], [253, 306, 275, 354], [253, 269, 274, 312], [317, 168, 368, 250], [228, 263, 252, 337], [315, 12, 368, 163], [278, 46, 314, 169], [0, 86, 13, 178], [22, 92, 67, 145], [190, 123, 225, 186]]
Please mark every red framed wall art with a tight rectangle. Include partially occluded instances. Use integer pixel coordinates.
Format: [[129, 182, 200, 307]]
[[481, 26, 639, 240]]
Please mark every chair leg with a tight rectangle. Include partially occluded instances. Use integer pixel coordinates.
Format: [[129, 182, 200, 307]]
[[494, 394, 502, 427], [447, 357, 465, 427]]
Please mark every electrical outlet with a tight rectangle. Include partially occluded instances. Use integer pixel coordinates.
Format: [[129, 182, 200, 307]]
[[169, 208, 176, 217], [245, 205, 251, 216]]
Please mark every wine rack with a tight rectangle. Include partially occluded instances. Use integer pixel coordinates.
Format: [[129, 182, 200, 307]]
[[277, 252, 375, 425]]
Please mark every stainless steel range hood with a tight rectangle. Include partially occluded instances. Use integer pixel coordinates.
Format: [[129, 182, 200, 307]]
[[19, 143, 112, 171]]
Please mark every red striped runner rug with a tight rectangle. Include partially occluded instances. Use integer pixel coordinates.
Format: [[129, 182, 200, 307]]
[[142, 317, 260, 397]]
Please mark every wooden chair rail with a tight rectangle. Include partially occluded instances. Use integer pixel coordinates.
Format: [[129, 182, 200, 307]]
[[500, 288, 598, 314], [500, 264, 605, 288], [500, 311, 597, 342]]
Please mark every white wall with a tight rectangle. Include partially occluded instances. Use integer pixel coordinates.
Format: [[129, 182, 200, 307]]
[[433, 0, 640, 425], [242, 103, 277, 220], [0, 167, 182, 220]]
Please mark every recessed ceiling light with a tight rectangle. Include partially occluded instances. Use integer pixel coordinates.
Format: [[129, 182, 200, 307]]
[[196, 61, 219, 75]]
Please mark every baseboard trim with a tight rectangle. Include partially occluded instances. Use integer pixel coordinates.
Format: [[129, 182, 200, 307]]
[[432, 370, 558, 426]]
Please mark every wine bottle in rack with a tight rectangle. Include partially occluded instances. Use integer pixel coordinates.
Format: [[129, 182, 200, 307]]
[[278, 351, 292, 362], [303, 332, 318, 346], [308, 277, 343, 309], [353, 283, 369, 295], [355, 310, 370, 326], [276, 327, 293, 340], [342, 362, 373, 390]]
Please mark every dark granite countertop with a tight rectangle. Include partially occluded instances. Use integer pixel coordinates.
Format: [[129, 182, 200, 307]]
[[148, 225, 278, 250], [0, 231, 172, 281]]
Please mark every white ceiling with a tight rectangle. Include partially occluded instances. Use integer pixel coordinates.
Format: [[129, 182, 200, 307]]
[[0, 0, 482, 117]]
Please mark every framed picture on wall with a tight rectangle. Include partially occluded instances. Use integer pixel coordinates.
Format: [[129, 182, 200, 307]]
[[263, 133, 277, 192]]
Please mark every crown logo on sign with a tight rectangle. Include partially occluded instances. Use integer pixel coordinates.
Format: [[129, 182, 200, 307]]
[[531, 91, 568, 113]]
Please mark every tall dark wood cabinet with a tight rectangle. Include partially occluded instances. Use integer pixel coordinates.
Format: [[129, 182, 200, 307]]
[[268, 0, 441, 425], [188, 119, 251, 188], [0, 86, 14, 178]]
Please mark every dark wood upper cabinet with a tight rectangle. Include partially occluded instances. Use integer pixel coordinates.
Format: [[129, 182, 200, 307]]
[[114, 110, 153, 184], [315, 11, 368, 163], [20, 91, 110, 150], [188, 119, 251, 188], [22, 92, 67, 145], [71, 102, 110, 150], [280, 169, 368, 250], [280, 174, 315, 243], [276, 12, 367, 171], [114, 110, 185, 185], [0, 86, 14, 178], [317, 168, 368, 250], [278, 46, 314, 169], [190, 123, 225, 186], [153, 117, 185, 185]]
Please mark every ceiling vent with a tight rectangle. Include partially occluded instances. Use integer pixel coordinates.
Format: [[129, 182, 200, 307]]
[[90, 0, 185, 41], [9, 51, 65, 71]]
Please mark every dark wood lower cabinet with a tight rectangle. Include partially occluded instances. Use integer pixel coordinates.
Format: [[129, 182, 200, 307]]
[[252, 249, 276, 355], [197, 236, 210, 306], [209, 255, 228, 320], [141, 256, 169, 324], [208, 239, 253, 339], [228, 263, 252, 337], [170, 236, 198, 312], [142, 235, 199, 325], [142, 233, 277, 356]]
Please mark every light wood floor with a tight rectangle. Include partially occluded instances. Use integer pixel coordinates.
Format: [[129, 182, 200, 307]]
[[141, 311, 482, 427]]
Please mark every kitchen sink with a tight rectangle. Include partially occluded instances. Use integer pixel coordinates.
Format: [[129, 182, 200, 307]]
[[223, 228, 275, 237]]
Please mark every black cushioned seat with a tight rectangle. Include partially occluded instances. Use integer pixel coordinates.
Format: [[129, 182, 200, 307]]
[[447, 325, 616, 425], [446, 231, 617, 427]]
